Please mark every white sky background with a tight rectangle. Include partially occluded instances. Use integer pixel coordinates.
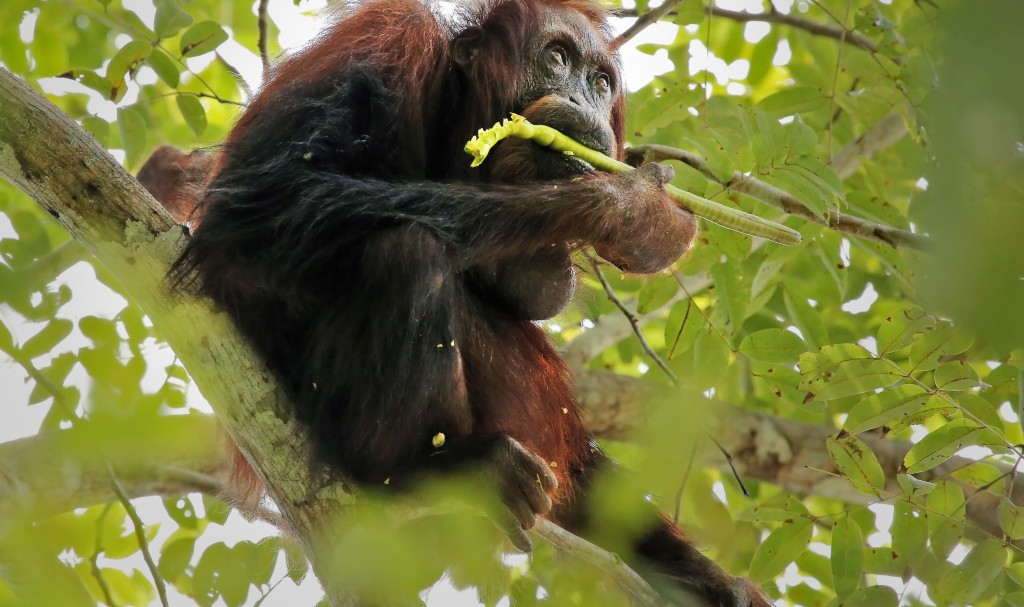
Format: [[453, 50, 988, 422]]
[[0, 0, 900, 605]]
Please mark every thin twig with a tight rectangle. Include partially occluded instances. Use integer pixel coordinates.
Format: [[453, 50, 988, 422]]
[[612, 0, 688, 49], [626, 143, 926, 249], [825, 2, 853, 160], [588, 256, 679, 385], [673, 436, 701, 524], [705, 432, 750, 497], [109, 465, 170, 607], [90, 503, 118, 607], [257, 0, 271, 82]]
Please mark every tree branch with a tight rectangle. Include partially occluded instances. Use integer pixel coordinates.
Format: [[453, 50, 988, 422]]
[[831, 112, 909, 180], [612, 0, 688, 49], [572, 369, 1017, 543], [626, 140, 926, 250], [613, 5, 879, 56]]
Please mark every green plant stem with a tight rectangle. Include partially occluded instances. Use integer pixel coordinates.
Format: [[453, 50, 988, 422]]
[[465, 114, 802, 246]]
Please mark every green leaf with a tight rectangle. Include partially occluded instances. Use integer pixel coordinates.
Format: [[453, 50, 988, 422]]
[[827, 434, 885, 495], [748, 516, 813, 582], [896, 473, 936, 496], [81, 117, 111, 146], [999, 496, 1024, 540], [903, 419, 999, 474], [176, 95, 208, 136], [830, 516, 864, 599], [1005, 592, 1024, 607], [783, 290, 829, 350], [891, 500, 927, 571], [933, 360, 980, 391], [908, 323, 973, 373], [711, 259, 747, 333], [934, 539, 1006, 605], [282, 536, 309, 584], [155, 0, 194, 38], [803, 358, 901, 401], [739, 328, 804, 363], [952, 461, 1005, 493], [842, 385, 931, 434], [927, 481, 965, 559], [79, 315, 120, 346], [664, 299, 700, 358], [1008, 562, 1024, 587], [179, 21, 228, 58], [147, 48, 180, 87], [158, 537, 196, 583], [106, 40, 152, 102], [20, 318, 72, 359], [636, 276, 676, 314], [164, 496, 198, 529], [876, 307, 934, 355], [757, 86, 827, 118], [117, 107, 148, 168], [837, 586, 899, 607]]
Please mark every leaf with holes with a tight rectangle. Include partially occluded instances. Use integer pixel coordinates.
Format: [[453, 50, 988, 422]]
[[927, 481, 965, 559]]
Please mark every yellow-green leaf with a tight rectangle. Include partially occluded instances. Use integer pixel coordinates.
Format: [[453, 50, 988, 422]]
[[903, 418, 999, 474], [999, 496, 1024, 540], [933, 360, 980, 391], [147, 48, 180, 87], [179, 21, 228, 58], [934, 539, 1007, 605], [739, 328, 805, 363], [176, 95, 207, 136], [838, 585, 899, 607], [831, 517, 863, 599], [827, 434, 885, 495], [748, 516, 813, 582], [842, 385, 931, 434], [927, 481, 965, 559]]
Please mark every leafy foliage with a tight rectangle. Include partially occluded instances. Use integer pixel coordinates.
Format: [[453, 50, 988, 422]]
[[1, 0, 1022, 606]]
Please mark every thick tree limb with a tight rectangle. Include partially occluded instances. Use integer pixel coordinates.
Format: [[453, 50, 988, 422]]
[[573, 369, 1015, 543], [0, 68, 661, 607]]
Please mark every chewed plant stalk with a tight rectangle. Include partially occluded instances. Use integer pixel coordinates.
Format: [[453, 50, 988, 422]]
[[465, 114, 802, 246]]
